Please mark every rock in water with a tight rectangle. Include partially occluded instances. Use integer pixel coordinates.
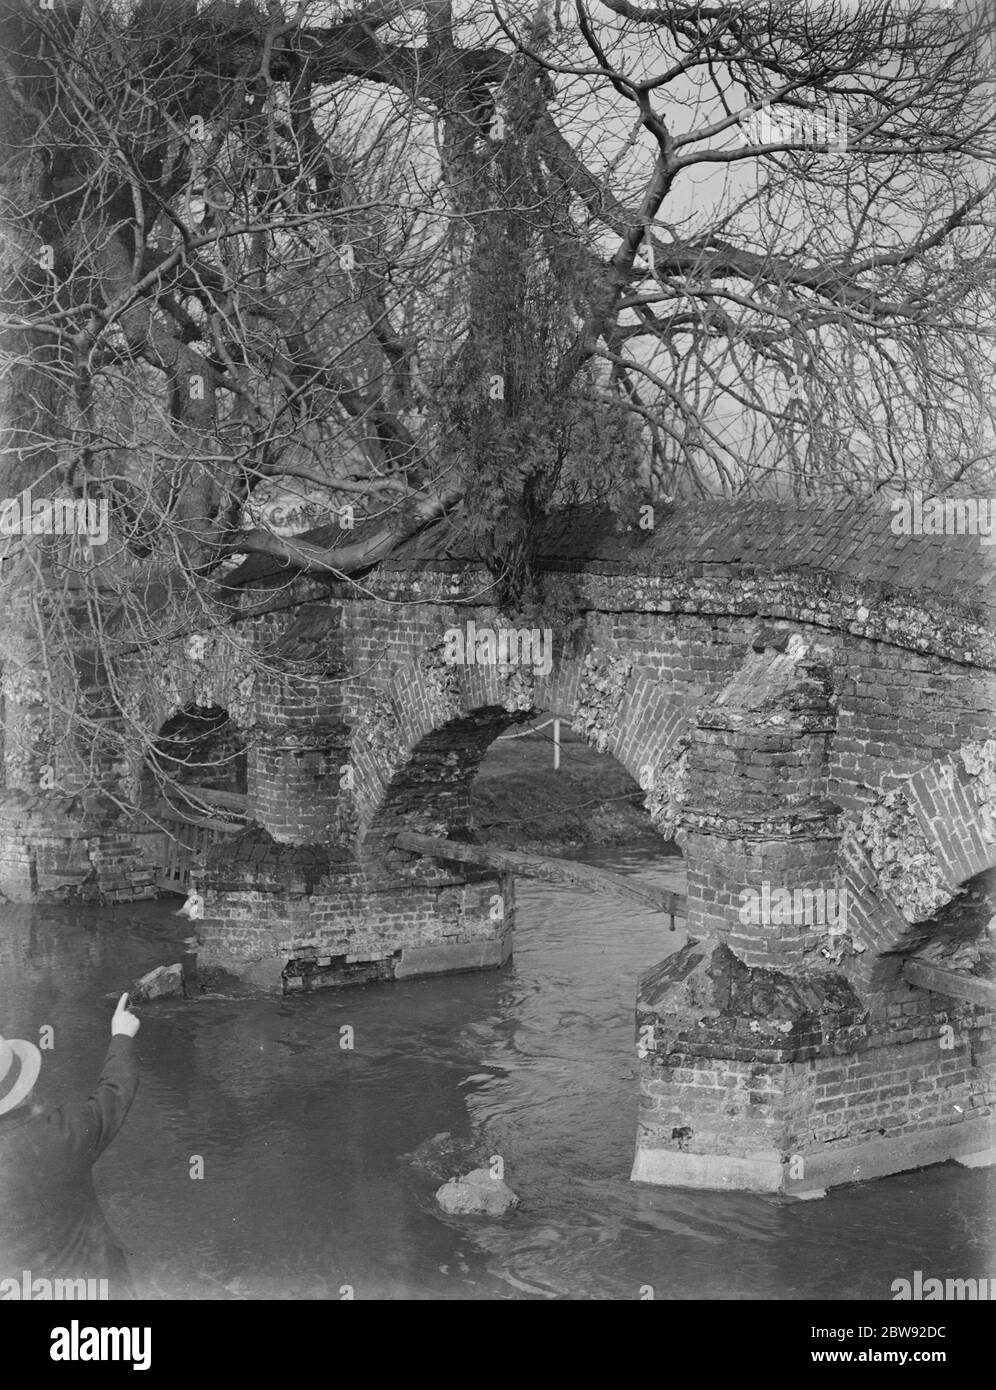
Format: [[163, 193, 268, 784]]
[[435, 1168, 519, 1217], [130, 963, 185, 1003], [175, 891, 204, 921], [406, 1131, 493, 1182]]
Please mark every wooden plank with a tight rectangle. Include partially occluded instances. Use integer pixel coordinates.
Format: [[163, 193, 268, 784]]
[[183, 787, 249, 811], [903, 959, 996, 1008], [147, 794, 247, 831], [393, 830, 685, 918], [156, 806, 245, 835], [154, 874, 187, 896]]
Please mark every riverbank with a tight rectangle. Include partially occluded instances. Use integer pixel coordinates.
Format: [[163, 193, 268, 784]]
[[469, 722, 672, 855]]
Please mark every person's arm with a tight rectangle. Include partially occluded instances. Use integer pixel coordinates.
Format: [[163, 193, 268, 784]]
[[52, 994, 141, 1165]]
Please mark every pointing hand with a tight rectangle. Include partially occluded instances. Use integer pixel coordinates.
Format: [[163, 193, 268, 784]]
[[111, 993, 140, 1038]]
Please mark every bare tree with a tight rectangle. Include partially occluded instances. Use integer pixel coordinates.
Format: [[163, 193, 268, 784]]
[[0, 0, 993, 813]]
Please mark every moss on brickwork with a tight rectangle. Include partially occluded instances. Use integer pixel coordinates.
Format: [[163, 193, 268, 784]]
[[637, 939, 868, 1066], [849, 788, 948, 924], [356, 693, 405, 772], [160, 633, 258, 731], [573, 651, 632, 752], [960, 740, 996, 841], [498, 666, 535, 713], [889, 867, 996, 979], [643, 743, 688, 841], [203, 823, 353, 893], [420, 640, 463, 719]]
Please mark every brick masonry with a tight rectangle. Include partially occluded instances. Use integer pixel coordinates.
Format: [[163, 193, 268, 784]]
[[2, 498, 994, 1192]]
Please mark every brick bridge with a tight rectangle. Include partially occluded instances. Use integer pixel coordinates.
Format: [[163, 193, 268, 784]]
[[1, 498, 994, 1195]]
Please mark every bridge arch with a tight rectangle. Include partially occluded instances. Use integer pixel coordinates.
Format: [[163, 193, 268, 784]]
[[141, 702, 248, 803], [141, 702, 249, 894], [354, 644, 691, 860]]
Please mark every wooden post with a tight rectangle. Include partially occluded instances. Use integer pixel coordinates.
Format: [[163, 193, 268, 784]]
[[553, 717, 560, 770]]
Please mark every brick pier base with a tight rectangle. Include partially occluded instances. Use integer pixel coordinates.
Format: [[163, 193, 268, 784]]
[[196, 827, 513, 991], [0, 791, 158, 902], [631, 939, 996, 1196]]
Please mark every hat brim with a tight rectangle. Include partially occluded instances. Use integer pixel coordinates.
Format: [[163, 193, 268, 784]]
[[0, 1039, 42, 1115]]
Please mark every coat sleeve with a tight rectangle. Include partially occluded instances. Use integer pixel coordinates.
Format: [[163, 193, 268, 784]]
[[52, 1035, 140, 1166]]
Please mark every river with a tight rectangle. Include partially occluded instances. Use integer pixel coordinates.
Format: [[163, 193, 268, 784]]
[[1, 840, 992, 1300]]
